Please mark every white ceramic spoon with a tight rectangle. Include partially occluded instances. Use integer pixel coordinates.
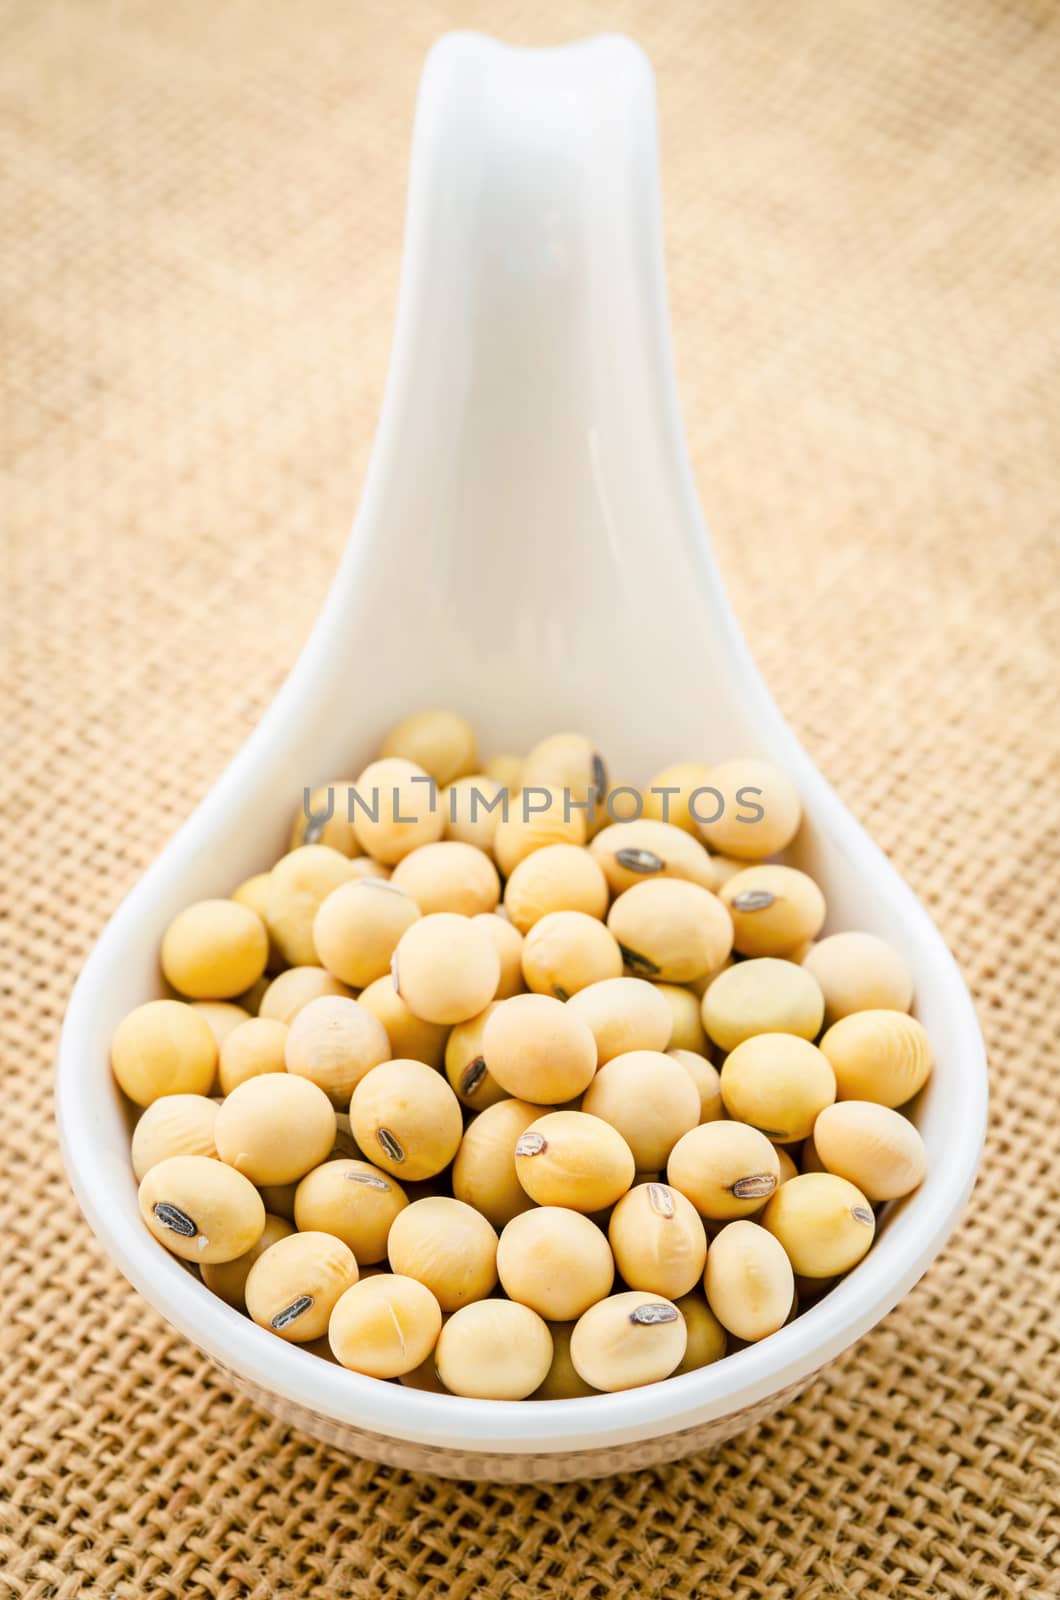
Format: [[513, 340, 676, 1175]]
[[57, 32, 987, 1482]]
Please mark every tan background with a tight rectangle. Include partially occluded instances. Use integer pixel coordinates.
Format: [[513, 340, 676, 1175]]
[[3, 0, 1059, 1594]]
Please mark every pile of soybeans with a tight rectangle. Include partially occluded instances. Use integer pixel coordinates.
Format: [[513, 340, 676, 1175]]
[[112, 711, 930, 1399]]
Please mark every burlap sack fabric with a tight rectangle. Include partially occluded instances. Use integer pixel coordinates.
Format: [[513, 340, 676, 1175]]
[[3, 0, 1058, 1593]]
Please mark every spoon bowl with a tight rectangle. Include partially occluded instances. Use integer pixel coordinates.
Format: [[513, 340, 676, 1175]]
[[57, 32, 987, 1480]]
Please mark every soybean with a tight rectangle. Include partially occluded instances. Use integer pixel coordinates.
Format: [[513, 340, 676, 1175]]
[[497, 1207, 614, 1321], [238, 977, 270, 1016], [593, 781, 642, 830], [514, 1111, 635, 1213], [521, 910, 623, 999], [214, 1074, 336, 1186], [591, 819, 717, 895], [819, 1010, 933, 1107], [190, 1000, 252, 1048], [566, 976, 673, 1064], [349, 1058, 463, 1180], [436, 1300, 553, 1400], [344, 857, 393, 883], [483, 753, 523, 791], [640, 762, 716, 836], [704, 1220, 794, 1341], [258, 1181, 299, 1221], [328, 1273, 442, 1378], [350, 757, 446, 863], [257, 966, 351, 1025], [380, 709, 479, 788], [111, 1000, 217, 1107], [762, 1172, 876, 1277], [812, 1100, 926, 1200], [387, 1196, 499, 1311], [245, 1230, 358, 1342], [673, 1293, 728, 1373], [294, 1158, 409, 1263], [131, 1094, 219, 1181], [694, 758, 801, 860], [138, 1155, 265, 1263], [720, 866, 826, 958], [313, 877, 421, 989], [609, 1183, 708, 1299], [504, 844, 609, 932], [471, 912, 526, 999], [290, 782, 361, 856], [570, 1291, 686, 1392], [399, 1355, 450, 1393], [667, 1121, 782, 1220], [709, 857, 748, 889], [533, 1322, 600, 1398], [800, 1134, 827, 1174], [720, 1034, 836, 1143], [520, 732, 606, 810], [231, 872, 274, 926], [492, 788, 588, 877], [482, 994, 597, 1104], [607, 879, 733, 984], [668, 1049, 724, 1125], [284, 995, 390, 1106], [218, 1016, 289, 1095], [702, 958, 825, 1053], [161, 899, 269, 1000], [655, 983, 708, 1054], [802, 931, 914, 1024], [392, 913, 500, 1024], [775, 1144, 800, 1185], [444, 1003, 508, 1110], [442, 775, 507, 852], [390, 840, 500, 917], [582, 1050, 700, 1173]]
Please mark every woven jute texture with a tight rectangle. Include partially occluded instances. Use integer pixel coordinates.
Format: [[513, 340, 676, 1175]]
[[3, 0, 1059, 1594]]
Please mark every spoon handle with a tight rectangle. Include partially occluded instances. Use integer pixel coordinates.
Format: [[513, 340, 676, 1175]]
[[341, 32, 762, 753]]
